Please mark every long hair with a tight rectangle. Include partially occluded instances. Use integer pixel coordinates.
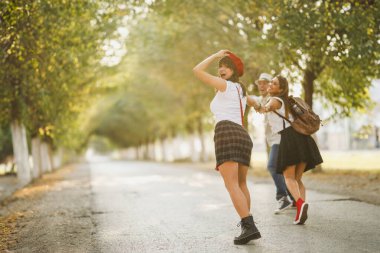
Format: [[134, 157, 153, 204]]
[[275, 75, 291, 117], [219, 56, 247, 97]]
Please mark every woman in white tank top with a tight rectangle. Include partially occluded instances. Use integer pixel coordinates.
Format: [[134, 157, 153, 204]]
[[193, 50, 261, 245], [257, 75, 323, 225]]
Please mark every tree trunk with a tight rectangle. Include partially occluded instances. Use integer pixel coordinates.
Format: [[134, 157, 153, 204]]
[[40, 141, 53, 173], [10, 120, 31, 184], [166, 135, 173, 162], [197, 118, 207, 162], [150, 140, 155, 161], [52, 147, 64, 169], [148, 140, 156, 160], [160, 137, 167, 162], [302, 69, 323, 172], [135, 146, 139, 160], [48, 145, 54, 170], [302, 69, 316, 108], [144, 139, 150, 160], [31, 137, 42, 179], [189, 133, 199, 162], [152, 139, 159, 161]]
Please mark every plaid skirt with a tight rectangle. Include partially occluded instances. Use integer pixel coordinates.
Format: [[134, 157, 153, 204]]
[[214, 120, 253, 170]]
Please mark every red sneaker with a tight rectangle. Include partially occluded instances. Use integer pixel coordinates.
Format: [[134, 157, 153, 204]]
[[294, 198, 308, 225]]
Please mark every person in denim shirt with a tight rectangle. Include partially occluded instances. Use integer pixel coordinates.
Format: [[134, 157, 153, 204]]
[[248, 73, 293, 214]]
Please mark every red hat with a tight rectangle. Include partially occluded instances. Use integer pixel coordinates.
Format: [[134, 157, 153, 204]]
[[227, 52, 244, 77]]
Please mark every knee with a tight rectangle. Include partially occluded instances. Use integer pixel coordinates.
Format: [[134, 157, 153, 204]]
[[238, 180, 247, 189], [224, 182, 239, 192], [284, 176, 295, 184]]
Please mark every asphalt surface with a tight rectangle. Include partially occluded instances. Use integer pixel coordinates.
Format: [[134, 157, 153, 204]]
[[89, 160, 380, 253]]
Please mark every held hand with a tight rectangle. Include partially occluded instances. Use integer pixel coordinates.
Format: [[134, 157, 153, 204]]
[[214, 49, 230, 58], [248, 96, 263, 112], [258, 107, 266, 114]]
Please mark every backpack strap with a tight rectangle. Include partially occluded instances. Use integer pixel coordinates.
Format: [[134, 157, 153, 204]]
[[273, 111, 290, 130], [273, 111, 292, 124]]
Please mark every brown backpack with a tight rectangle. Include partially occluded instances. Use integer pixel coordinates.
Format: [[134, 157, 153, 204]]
[[274, 96, 321, 135]]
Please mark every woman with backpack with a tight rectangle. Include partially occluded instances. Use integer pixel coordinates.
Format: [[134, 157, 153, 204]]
[[193, 50, 261, 245], [252, 75, 323, 225]]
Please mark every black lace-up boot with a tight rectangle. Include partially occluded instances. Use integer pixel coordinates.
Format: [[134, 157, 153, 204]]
[[234, 215, 261, 245]]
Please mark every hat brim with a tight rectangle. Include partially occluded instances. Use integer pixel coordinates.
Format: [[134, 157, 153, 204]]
[[255, 79, 270, 85]]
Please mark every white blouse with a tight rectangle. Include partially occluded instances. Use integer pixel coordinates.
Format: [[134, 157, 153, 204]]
[[266, 97, 293, 133], [210, 81, 246, 126]]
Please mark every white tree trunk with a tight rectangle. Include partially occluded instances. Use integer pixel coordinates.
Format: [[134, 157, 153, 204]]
[[160, 139, 166, 162], [47, 145, 54, 170], [10, 120, 31, 184], [134, 147, 139, 160], [198, 125, 207, 162], [162, 136, 173, 162], [52, 147, 63, 169], [147, 142, 155, 160], [143, 143, 149, 160], [154, 139, 162, 161], [40, 142, 52, 173], [31, 137, 42, 179], [190, 134, 200, 162], [148, 143, 153, 160]]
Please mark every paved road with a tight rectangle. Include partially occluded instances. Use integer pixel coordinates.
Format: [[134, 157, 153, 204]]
[[89, 160, 380, 253]]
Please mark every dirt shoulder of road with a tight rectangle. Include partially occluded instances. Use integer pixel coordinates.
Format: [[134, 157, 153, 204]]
[[0, 163, 95, 253], [184, 162, 380, 206]]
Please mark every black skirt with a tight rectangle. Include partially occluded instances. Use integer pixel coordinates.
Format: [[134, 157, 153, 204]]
[[277, 127, 323, 173], [214, 120, 253, 170]]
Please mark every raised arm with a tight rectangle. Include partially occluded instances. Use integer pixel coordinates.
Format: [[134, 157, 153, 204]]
[[247, 96, 262, 111], [259, 97, 282, 114], [192, 50, 230, 92]]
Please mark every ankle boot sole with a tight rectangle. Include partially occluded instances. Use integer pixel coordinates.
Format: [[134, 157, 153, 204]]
[[294, 203, 308, 225], [234, 232, 261, 245], [299, 203, 308, 224]]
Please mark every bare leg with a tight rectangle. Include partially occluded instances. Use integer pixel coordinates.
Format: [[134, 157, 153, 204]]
[[219, 161, 250, 218], [238, 164, 250, 211], [295, 162, 307, 200], [283, 165, 301, 201]]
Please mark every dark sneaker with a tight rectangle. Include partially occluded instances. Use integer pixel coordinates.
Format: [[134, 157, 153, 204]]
[[294, 199, 308, 225], [291, 200, 297, 209], [274, 196, 292, 214], [234, 215, 261, 245]]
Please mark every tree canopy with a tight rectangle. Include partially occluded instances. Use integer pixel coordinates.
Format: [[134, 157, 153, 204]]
[[1, 0, 379, 151]]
